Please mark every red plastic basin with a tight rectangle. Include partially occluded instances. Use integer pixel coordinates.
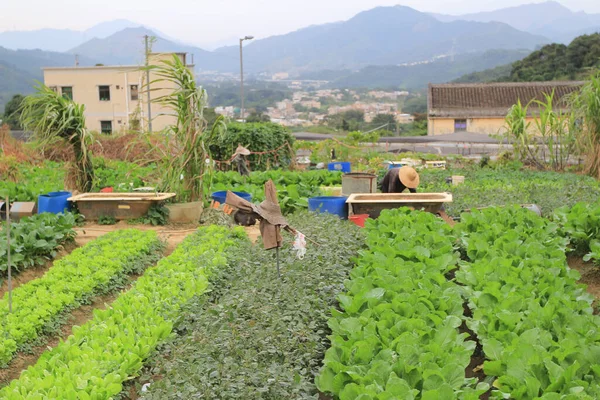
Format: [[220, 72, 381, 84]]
[[349, 214, 369, 228]]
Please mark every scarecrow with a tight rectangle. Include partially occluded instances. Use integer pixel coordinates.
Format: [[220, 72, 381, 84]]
[[231, 144, 251, 176], [226, 180, 309, 276]]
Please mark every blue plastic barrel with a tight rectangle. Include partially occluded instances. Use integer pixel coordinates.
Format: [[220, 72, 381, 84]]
[[211, 191, 252, 204], [38, 191, 72, 214], [308, 196, 348, 219], [388, 162, 406, 170], [328, 162, 351, 173]]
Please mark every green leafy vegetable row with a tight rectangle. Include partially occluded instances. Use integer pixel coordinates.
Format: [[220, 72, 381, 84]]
[[455, 206, 600, 399], [209, 170, 343, 214], [317, 209, 488, 399], [0, 161, 65, 202], [0, 229, 162, 367], [419, 166, 600, 218], [553, 201, 600, 263], [0, 225, 245, 399], [212, 169, 343, 187], [138, 212, 363, 399], [0, 213, 76, 275]]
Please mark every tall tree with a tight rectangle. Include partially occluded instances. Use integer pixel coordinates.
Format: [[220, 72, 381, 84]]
[[370, 113, 397, 132], [2, 94, 25, 130]]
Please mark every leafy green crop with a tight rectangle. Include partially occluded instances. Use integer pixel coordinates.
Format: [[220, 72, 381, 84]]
[[455, 206, 600, 399], [209, 170, 341, 214], [92, 157, 158, 191], [0, 229, 162, 367], [0, 226, 245, 399], [419, 166, 600, 218], [317, 209, 489, 399], [0, 213, 76, 275], [137, 212, 363, 399], [553, 201, 600, 262], [0, 161, 65, 202]]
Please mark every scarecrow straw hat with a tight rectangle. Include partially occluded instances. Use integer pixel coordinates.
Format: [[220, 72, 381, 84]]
[[233, 145, 251, 157], [398, 166, 420, 189]]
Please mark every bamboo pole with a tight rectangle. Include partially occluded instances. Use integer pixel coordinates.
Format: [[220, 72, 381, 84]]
[[6, 196, 12, 313]]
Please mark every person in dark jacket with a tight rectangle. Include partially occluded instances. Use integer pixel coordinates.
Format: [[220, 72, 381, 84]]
[[380, 166, 420, 193]]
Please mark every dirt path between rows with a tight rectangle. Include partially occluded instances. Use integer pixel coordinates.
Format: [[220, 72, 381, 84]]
[[568, 256, 600, 305], [75, 222, 200, 255]]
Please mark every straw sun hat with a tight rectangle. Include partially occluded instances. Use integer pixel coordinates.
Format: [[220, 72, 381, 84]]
[[233, 145, 251, 156], [398, 166, 420, 189]]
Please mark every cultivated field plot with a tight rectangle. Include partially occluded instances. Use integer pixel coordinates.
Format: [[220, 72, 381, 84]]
[[3, 130, 600, 399]]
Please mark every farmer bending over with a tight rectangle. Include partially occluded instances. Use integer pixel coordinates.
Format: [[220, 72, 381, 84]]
[[380, 166, 419, 193]]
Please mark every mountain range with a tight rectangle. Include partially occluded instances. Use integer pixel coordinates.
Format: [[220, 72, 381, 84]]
[[0, 19, 180, 53], [0, 3, 574, 76], [59, 5, 547, 74], [2, 1, 599, 112], [68, 27, 233, 71], [432, 1, 600, 44], [211, 6, 546, 74], [323, 49, 531, 89]]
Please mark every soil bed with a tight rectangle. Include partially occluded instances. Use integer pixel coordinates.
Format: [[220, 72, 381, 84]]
[[568, 255, 600, 310]]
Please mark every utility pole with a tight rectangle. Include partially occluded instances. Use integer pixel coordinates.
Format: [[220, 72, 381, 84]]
[[239, 35, 254, 121], [6, 196, 12, 313], [144, 35, 153, 133], [75, 54, 79, 67]]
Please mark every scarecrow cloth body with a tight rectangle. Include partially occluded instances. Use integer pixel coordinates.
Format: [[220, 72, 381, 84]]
[[225, 180, 288, 250], [231, 144, 251, 176]]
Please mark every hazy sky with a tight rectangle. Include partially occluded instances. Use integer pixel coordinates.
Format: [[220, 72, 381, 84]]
[[2, 0, 599, 48]]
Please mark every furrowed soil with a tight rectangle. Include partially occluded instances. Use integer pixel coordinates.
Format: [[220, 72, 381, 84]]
[[568, 255, 600, 305], [0, 222, 200, 387]]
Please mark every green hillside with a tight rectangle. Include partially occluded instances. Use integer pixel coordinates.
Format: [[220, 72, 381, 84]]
[[510, 33, 600, 81], [0, 60, 36, 114], [453, 33, 600, 83], [329, 49, 529, 89], [0, 46, 99, 114]]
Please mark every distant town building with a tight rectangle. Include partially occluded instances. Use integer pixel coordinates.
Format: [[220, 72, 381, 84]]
[[43, 53, 192, 134], [300, 100, 321, 109], [215, 106, 236, 118], [396, 113, 415, 124], [427, 82, 583, 136], [368, 90, 409, 100], [328, 102, 398, 118], [272, 72, 290, 80]]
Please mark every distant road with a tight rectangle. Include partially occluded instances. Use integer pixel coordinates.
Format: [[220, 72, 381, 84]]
[[293, 131, 510, 156], [9, 130, 505, 156], [293, 131, 505, 144]]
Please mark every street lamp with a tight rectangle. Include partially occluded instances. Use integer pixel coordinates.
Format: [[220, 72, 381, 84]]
[[239, 35, 254, 121]]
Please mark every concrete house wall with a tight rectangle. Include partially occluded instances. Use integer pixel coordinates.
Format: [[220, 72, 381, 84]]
[[43, 53, 193, 134], [427, 82, 584, 136]]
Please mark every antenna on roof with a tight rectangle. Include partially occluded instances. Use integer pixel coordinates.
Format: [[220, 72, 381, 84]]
[[75, 54, 79, 67]]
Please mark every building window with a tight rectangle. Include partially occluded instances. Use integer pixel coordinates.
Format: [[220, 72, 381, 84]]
[[49, 86, 57, 93], [61, 86, 73, 100], [100, 120, 113, 134], [454, 119, 467, 132], [130, 85, 139, 101], [99, 85, 111, 101]]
